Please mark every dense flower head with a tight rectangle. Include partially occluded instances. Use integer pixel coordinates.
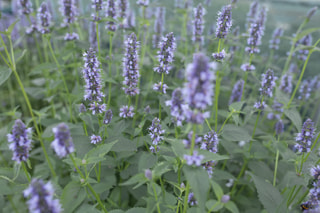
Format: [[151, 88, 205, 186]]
[[201, 131, 219, 153], [240, 63, 255, 72], [279, 74, 293, 94], [253, 101, 266, 110], [149, 118, 165, 152], [90, 134, 102, 144], [59, 0, 77, 26], [18, 0, 33, 15], [246, 1, 259, 24], [37, 2, 51, 34], [92, 0, 103, 21], [51, 123, 74, 158], [183, 53, 214, 124], [188, 192, 198, 206], [106, 0, 117, 32], [123, 33, 140, 96], [24, 179, 62, 213], [153, 82, 168, 94], [269, 28, 284, 50], [295, 118, 315, 153], [119, 105, 134, 118], [192, 4, 206, 44], [64, 32, 79, 41], [118, 0, 128, 19], [307, 7, 318, 20], [215, 4, 233, 39], [212, 49, 226, 61], [89, 102, 107, 115], [257, 6, 268, 31], [136, 0, 149, 7], [103, 109, 113, 125], [311, 165, 320, 180], [229, 80, 244, 105], [294, 34, 312, 61], [184, 151, 204, 166], [275, 119, 284, 135], [7, 119, 32, 163], [299, 79, 312, 101], [245, 20, 264, 54], [26, 18, 38, 34], [183, 131, 203, 149], [152, 7, 166, 48], [259, 69, 277, 97], [165, 88, 188, 126], [309, 181, 320, 207], [154, 32, 176, 74]]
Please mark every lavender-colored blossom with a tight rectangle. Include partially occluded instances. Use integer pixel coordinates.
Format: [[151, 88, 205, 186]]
[[212, 49, 226, 61], [309, 181, 320, 207], [245, 20, 264, 54], [18, 0, 33, 15], [295, 118, 315, 153], [221, 195, 230, 203], [295, 34, 313, 61], [153, 82, 168, 94], [106, 0, 117, 32], [152, 7, 166, 48], [51, 123, 74, 158], [92, 0, 103, 21], [89, 22, 98, 49], [184, 151, 204, 166], [124, 10, 136, 29], [188, 192, 198, 206], [192, 4, 206, 44], [201, 131, 219, 153], [257, 6, 268, 31], [26, 18, 38, 34], [183, 53, 214, 124], [24, 179, 62, 213], [118, 0, 128, 19], [307, 7, 318, 20], [90, 134, 102, 144], [154, 32, 176, 74], [288, 63, 299, 74], [64, 32, 79, 41], [240, 63, 255, 72], [165, 88, 188, 126], [298, 80, 312, 101], [182, 131, 202, 149], [123, 33, 140, 96], [229, 80, 244, 105], [144, 105, 150, 114], [79, 103, 86, 113], [259, 69, 277, 98], [7, 119, 32, 163], [215, 4, 232, 39], [267, 100, 283, 120], [59, 0, 77, 26], [89, 102, 106, 115], [269, 28, 284, 50], [253, 101, 266, 110], [103, 109, 113, 124], [275, 119, 284, 135], [145, 169, 152, 180], [311, 165, 320, 180], [136, 0, 149, 7], [37, 3, 51, 34], [246, 1, 259, 29], [279, 74, 293, 94], [119, 105, 134, 118], [149, 118, 165, 152]]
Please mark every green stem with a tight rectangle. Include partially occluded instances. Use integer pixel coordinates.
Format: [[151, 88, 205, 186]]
[[159, 73, 164, 119], [107, 33, 114, 108], [22, 162, 31, 182], [214, 70, 220, 131], [152, 182, 161, 213], [218, 111, 234, 134], [183, 183, 190, 213], [273, 149, 279, 186]]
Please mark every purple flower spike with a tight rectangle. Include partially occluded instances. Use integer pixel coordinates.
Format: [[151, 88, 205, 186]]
[[118, 0, 128, 19], [37, 2, 51, 34], [90, 134, 102, 144], [136, 0, 149, 7], [59, 0, 78, 27], [253, 101, 266, 110], [89, 102, 107, 115], [307, 7, 318, 20], [269, 28, 284, 50], [103, 109, 113, 125], [154, 32, 176, 74], [119, 105, 134, 118], [275, 119, 284, 135], [183, 131, 203, 149], [183, 53, 214, 124], [259, 69, 277, 98], [212, 49, 226, 61], [51, 123, 74, 158], [184, 151, 204, 166], [165, 88, 188, 126], [123, 33, 140, 96], [279, 74, 293, 94], [7, 119, 32, 163], [201, 131, 219, 153], [149, 118, 165, 153], [229, 80, 244, 105], [24, 179, 62, 213], [215, 4, 233, 39], [64, 32, 79, 41], [152, 7, 166, 48], [192, 4, 206, 45], [92, 0, 103, 21], [298, 79, 312, 101], [311, 165, 320, 180], [106, 0, 117, 32], [295, 119, 315, 153], [153, 82, 168, 94], [295, 34, 313, 61], [240, 63, 255, 72], [246, 1, 259, 28], [18, 0, 33, 15], [188, 192, 198, 206]]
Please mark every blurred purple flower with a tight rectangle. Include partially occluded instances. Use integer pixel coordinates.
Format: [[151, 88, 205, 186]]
[[215, 4, 232, 39], [229, 80, 244, 105], [51, 123, 74, 158], [119, 105, 134, 118], [154, 32, 176, 74], [295, 118, 315, 153]]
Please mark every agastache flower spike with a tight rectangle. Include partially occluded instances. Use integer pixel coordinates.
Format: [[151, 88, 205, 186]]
[[311, 165, 320, 180], [152, 7, 166, 48], [184, 151, 204, 166], [215, 4, 233, 39], [201, 131, 219, 176], [307, 7, 318, 20], [51, 123, 75, 158], [295, 118, 315, 153], [59, 0, 78, 27], [245, 19, 263, 54], [37, 2, 51, 34], [246, 1, 259, 28], [192, 4, 206, 45], [298, 79, 312, 101], [118, 0, 128, 19], [124, 10, 136, 29], [229, 80, 244, 105], [154, 32, 176, 74], [212, 49, 226, 61], [240, 63, 255, 72], [183, 53, 214, 124], [149, 118, 165, 153], [123, 33, 140, 96], [275, 119, 284, 135], [279, 74, 293, 94], [106, 0, 117, 32], [153, 82, 168, 94], [24, 179, 62, 213], [269, 28, 284, 50], [92, 0, 103, 21], [7, 119, 32, 163], [90, 134, 102, 144], [295, 34, 312, 61], [119, 105, 134, 118], [165, 88, 188, 126], [259, 69, 277, 98], [103, 109, 113, 124], [18, 0, 33, 15]]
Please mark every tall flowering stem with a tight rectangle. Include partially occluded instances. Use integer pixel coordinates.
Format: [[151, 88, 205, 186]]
[[59, 0, 79, 40], [192, 4, 205, 49], [153, 7, 166, 48], [106, 0, 117, 32]]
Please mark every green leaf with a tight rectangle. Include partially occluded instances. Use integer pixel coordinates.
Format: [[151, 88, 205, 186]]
[[0, 66, 12, 86], [205, 199, 224, 212], [296, 27, 320, 41], [61, 181, 86, 213], [249, 173, 286, 213], [153, 161, 171, 178], [229, 101, 245, 112], [224, 201, 239, 213], [200, 150, 229, 162], [211, 179, 224, 200], [85, 140, 117, 159], [284, 108, 302, 131], [16, 49, 27, 64], [183, 166, 210, 212], [138, 152, 157, 172], [120, 173, 146, 187], [109, 210, 125, 213], [126, 208, 147, 213], [275, 88, 290, 105], [76, 204, 101, 213], [0, 19, 19, 35], [222, 124, 251, 141]]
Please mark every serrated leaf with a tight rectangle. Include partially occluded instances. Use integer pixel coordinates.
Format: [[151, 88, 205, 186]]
[[200, 150, 229, 162], [0, 66, 12, 86], [85, 140, 117, 159], [222, 124, 251, 141], [229, 101, 245, 112], [224, 201, 239, 213], [120, 173, 146, 186], [61, 181, 86, 213], [210, 180, 224, 200], [284, 108, 302, 131], [76, 203, 101, 213], [153, 161, 171, 178]]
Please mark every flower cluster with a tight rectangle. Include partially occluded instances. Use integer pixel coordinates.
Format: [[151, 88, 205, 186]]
[[149, 118, 165, 153], [303, 165, 320, 210], [153, 82, 168, 94], [24, 179, 62, 213], [275, 119, 284, 135], [106, 0, 117, 32], [92, 0, 103, 21], [311, 165, 320, 180], [122, 33, 140, 96], [124, 10, 136, 29], [82, 48, 106, 114], [90, 134, 102, 144], [119, 105, 134, 118], [184, 151, 204, 166], [51, 123, 74, 158], [229, 80, 244, 105], [118, 0, 128, 19], [152, 7, 166, 48], [294, 34, 312, 61], [259, 69, 277, 97], [37, 3, 51, 34], [192, 4, 206, 44], [279, 74, 293, 94], [103, 109, 113, 124], [298, 79, 312, 101], [136, 0, 149, 7], [18, 0, 33, 15], [215, 4, 232, 39], [269, 28, 284, 50], [246, 1, 259, 28], [188, 192, 198, 206], [154, 32, 176, 74], [59, 0, 77, 26], [201, 131, 219, 176], [64, 32, 79, 41], [240, 63, 255, 72], [295, 118, 315, 153], [165, 88, 188, 126], [245, 20, 263, 54], [7, 119, 32, 163], [183, 53, 214, 124], [182, 131, 203, 149], [253, 101, 266, 110], [212, 49, 226, 61]]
